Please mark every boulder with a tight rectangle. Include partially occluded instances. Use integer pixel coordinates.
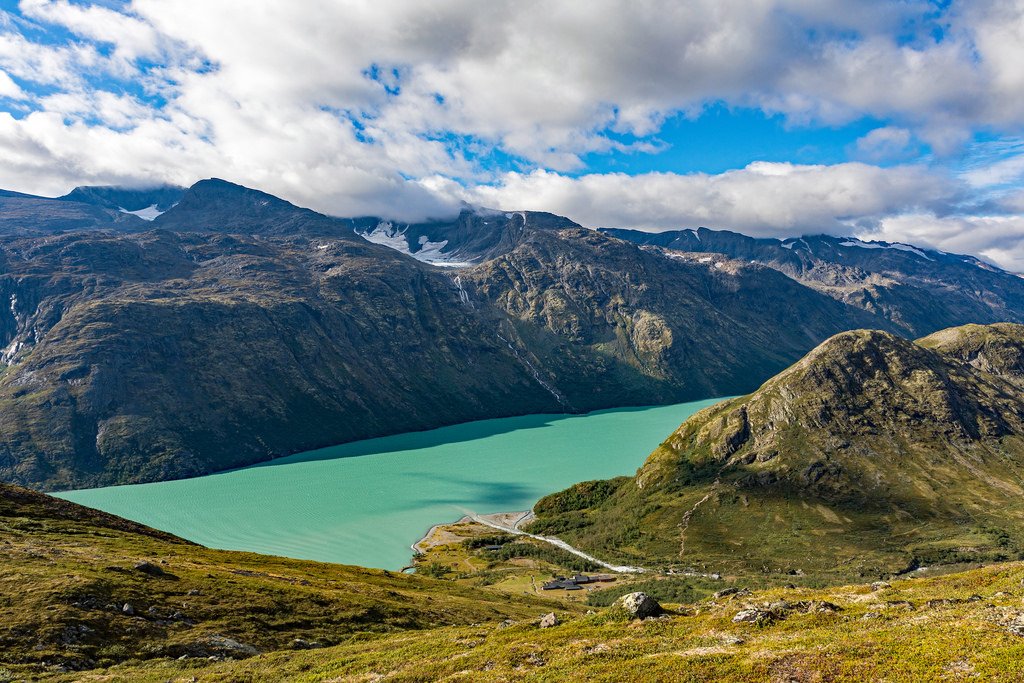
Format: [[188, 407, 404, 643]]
[[616, 592, 663, 619], [539, 612, 558, 628], [732, 608, 767, 624], [203, 636, 259, 658], [797, 600, 841, 614], [133, 561, 166, 576]]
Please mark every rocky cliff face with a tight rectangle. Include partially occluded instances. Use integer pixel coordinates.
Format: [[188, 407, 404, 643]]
[[530, 323, 1024, 581], [604, 228, 1024, 336]]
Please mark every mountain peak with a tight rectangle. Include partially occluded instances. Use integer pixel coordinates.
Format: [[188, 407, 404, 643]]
[[59, 184, 185, 215], [152, 178, 340, 235]]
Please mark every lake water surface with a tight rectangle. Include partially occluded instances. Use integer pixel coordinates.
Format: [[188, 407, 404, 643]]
[[56, 399, 722, 570]]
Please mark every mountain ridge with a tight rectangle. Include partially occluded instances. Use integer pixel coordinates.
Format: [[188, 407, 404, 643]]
[[1, 179, 1024, 490]]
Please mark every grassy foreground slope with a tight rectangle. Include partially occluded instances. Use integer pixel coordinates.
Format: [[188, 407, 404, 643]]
[[0, 483, 570, 678], [529, 323, 1024, 582], [47, 561, 1024, 682]]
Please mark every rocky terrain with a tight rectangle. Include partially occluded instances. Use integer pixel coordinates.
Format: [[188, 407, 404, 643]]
[[605, 227, 1024, 336], [1, 180, 1024, 490], [529, 323, 1024, 581]]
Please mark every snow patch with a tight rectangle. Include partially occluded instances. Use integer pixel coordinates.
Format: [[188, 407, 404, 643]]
[[119, 204, 164, 221], [838, 238, 933, 261], [688, 228, 700, 241], [780, 238, 810, 251], [358, 221, 474, 268]]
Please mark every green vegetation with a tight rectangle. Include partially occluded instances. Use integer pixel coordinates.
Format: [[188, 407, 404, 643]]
[[585, 577, 717, 607], [487, 541, 601, 573], [39, 559, 1024, 682]]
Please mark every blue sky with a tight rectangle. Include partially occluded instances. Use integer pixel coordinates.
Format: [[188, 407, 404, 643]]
[[1, 1, 1024, 267]]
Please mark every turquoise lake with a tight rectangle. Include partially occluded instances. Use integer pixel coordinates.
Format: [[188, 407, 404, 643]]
[[55, 398, 722, 570]]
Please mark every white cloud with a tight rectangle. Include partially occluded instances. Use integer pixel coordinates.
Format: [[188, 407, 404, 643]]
[[452, 162, 959, 235], [0, 69, 24, 99], [868, 213, 1024, 271], [853, 127, 914, 162]]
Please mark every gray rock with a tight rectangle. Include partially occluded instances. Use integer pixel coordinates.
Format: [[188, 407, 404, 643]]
[[616, 592, 663, 619], [799, 600, 841, 614], [870, 581, 891, 591], [204, 636, 259, 658], [732, 608, 766, 624], [133, 561, 164, 576], [290, 638, 321, 650], [713, 588, 739, 599], [539, 612, 558, 628], [121, 603, 135, 616]]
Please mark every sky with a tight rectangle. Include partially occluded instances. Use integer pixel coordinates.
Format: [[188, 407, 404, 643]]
[[1, 1, 1024, 268]]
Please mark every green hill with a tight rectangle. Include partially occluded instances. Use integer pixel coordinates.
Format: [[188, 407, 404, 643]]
[[0, 483, 569, 677], [528, 323, 1024, 582]]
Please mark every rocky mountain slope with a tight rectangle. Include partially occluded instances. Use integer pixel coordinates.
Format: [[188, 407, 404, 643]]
[[1, 179, 1023, 491], [604, 227, 1024, 336], [59, 185, 185, 217], [0, 482, 567, 677], [0, 189, 146, 234], [0, 180, 896, 490], [349, 207, 579, 265], [529, 323, 1024, 581]]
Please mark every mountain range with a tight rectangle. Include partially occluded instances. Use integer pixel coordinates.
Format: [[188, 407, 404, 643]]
[[1, 179, 1023, 490]]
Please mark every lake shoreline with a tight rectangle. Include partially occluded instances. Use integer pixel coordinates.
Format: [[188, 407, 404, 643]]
[[55, 398, 724, 570], [411, 510, 535, 557]]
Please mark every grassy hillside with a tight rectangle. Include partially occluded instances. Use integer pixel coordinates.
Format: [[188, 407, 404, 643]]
[[38, 560, 1024, 682], [528, 323, 1024, 583], [0, 483, 571, 678]]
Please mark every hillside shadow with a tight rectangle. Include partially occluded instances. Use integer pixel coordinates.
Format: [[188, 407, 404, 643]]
[[387, 471, 537, 513], [241, 404, 672, 472]]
